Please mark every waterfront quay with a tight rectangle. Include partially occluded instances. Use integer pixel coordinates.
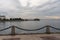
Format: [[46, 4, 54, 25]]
[[0, 25, 60, 40], [0, 34, 60, 40]]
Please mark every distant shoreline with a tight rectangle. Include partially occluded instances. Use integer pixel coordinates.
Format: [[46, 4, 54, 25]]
[[0, 18, 40, 21], [0, 20, 40, 21]]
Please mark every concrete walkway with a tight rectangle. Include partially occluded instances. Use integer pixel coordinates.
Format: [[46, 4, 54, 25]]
[[0, 34, 60, 40]]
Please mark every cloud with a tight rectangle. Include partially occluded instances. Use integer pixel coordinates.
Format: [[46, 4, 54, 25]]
[[0, 0, 22, 18], [0, 0, 60, 19], [45, 16, 60, 19], [0, 0, 21, 10]]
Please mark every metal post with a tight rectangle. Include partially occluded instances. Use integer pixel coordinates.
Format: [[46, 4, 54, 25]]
[[46, 25, 51, 34], [11, 26, 15, 35]]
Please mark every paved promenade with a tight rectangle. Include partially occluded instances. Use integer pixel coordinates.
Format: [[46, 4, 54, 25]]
[[0, 34, 60, 40]]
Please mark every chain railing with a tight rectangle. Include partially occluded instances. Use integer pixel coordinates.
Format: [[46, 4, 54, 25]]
[[0, 25, 60, 35], [0, 27, 11, 32], [50, 26, 60, 30], [15, 26, 45, 31]]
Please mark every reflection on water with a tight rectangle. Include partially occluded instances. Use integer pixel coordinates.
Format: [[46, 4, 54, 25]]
[[0, 19, 60, 34]]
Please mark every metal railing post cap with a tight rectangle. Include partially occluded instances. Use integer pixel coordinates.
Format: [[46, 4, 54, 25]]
[[10, 25, 17, 28], [45, 25, 52, 27]]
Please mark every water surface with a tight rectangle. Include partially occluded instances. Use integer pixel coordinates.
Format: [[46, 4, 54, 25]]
[[0, 19, 60, 34]]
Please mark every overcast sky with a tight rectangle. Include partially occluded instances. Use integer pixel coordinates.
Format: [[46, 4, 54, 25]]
[[0, 0, 60, 19]]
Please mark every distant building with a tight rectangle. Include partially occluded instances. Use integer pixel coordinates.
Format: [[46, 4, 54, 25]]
[[0, 16, 6, 19]]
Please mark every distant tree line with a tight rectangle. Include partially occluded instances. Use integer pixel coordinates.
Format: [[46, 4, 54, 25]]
[[34, 18, 40, 21], [0, 18, 40, 21], [10, 18, 21, 20]]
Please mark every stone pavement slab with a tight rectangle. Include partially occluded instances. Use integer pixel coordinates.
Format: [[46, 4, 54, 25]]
[[0, 34, 60, 40]]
